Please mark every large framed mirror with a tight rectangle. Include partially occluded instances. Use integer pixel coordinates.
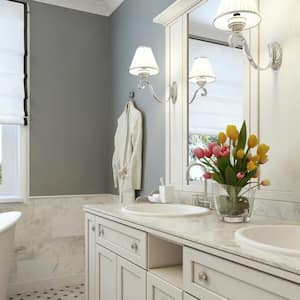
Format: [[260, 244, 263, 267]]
[[154, 0, 258, 193]]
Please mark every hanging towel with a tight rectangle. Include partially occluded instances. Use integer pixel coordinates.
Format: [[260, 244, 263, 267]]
[[112, 101, 143, 202]]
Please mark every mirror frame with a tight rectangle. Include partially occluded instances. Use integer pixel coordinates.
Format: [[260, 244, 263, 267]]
[[154, 0, 259, 193]]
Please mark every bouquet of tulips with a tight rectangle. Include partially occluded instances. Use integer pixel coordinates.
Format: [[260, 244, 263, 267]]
[[193, 121, 270, 220], [193, 121, 270, 188]]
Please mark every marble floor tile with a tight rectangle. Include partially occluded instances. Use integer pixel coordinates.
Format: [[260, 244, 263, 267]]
[[8, 283, 85, 300]]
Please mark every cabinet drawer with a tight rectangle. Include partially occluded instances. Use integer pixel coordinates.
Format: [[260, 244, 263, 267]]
[[183, 247, 299, 300], [96, 216, 147, 268]]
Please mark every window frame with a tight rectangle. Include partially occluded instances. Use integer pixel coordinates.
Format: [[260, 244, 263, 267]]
[[0, 0, 29, 203]]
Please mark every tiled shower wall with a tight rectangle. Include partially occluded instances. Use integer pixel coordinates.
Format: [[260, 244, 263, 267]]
[[0, 195, 116, 294]]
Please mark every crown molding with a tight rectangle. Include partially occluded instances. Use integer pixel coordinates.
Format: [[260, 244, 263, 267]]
[[33, 0, 124, 16], [154, 0, 206, 26]]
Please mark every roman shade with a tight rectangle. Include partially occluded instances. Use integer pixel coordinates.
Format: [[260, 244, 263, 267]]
[[0, 0, 27, 125], [189, 39, 244, 135]]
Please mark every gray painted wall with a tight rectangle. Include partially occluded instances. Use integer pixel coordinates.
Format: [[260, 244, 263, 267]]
[[29, 0, 174, 196], [29, 1, 111, 196], [108, 0, 174, 195]]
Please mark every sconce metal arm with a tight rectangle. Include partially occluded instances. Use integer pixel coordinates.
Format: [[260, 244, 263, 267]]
[[243, 38, 282, 71], [229, 33, 283, 71], [189, 86, 207, 104], [138, 79, 177, 104]]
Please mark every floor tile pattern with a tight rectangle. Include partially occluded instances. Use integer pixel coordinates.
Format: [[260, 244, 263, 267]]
[[8, 283, 85, 300]]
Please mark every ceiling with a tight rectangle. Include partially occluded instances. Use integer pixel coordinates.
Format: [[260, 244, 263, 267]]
[[34, 0, 125, 16]]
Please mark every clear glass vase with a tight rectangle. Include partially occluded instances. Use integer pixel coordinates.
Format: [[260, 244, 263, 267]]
[[214, 184, 256, 223]]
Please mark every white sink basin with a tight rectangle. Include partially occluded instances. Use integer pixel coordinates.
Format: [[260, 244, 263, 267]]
[[122, 203, 210, 217], [235, 225, 300, 257]]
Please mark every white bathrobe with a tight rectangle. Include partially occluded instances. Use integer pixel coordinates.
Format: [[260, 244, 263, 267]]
[[112, 101, 143, 202]]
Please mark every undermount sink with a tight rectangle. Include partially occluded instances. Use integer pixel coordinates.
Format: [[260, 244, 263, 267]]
[[122, 203, 210, 217], [235, 225, 300, 257]]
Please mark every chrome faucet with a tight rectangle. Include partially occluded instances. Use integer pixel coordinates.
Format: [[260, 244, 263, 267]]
[[186, 163, 208, 206]]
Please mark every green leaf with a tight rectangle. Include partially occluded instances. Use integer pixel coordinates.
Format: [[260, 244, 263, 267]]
[[217, 157, 228, 176], [213, 173, 224, 184], [236, 121, 247, 151], [225, 165, 237, 186]]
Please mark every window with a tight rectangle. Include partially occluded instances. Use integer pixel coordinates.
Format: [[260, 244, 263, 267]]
[[0, 0, 28, 202]]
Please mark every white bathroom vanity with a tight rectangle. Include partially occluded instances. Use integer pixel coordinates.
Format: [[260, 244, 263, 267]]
[[84, 203, 300, 300]]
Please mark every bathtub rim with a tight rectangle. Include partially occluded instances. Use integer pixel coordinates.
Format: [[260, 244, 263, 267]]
[[0, 211, 22, 234]]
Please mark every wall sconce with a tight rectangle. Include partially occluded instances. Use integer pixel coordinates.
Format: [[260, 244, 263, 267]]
[[189, 57, 216, 103], [213, 0, 283, 71], [129, 46, 177, 104]]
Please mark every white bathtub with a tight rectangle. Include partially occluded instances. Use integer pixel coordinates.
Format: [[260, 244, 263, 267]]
[[0, 211, 21, 300]]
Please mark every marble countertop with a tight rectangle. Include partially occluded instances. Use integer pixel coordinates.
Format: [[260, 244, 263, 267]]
[[84, 202, 300, 282]]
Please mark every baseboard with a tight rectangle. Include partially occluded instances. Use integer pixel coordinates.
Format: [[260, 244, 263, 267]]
[[8, 274, 85, 295]]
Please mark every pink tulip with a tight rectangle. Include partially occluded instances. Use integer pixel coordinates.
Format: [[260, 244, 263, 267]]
[[203, 172, 212, 179], [212, 145, 221, 158], [208, 142, 218, 152], [236, 172, 245, 180], [193, 148, 205, 159], [204, 149, 212, 158], [220, 146, 230, 157]]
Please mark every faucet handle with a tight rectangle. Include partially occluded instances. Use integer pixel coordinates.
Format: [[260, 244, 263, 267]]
[[192, 193, 210, 208], [192, 193, 201, 206]]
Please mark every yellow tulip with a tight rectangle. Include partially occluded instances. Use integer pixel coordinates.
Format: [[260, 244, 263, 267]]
[[248, 134, 258, 148], [260, 154, 269, 164], [261, 179, 271, 186], [247, 161, 257, 172], [218, 132, 227, 144], [252, 155, 260, 163], [257, 144, 270, 156], [236, 149, 244, 159], [232, 130, 239, 142], [226, 125, 239, 141]]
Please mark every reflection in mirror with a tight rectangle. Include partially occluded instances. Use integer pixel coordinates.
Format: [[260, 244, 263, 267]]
[[188, 0, 245, 182]]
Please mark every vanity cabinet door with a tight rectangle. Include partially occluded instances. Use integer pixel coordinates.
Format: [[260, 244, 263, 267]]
[[147, 272, 183, 300], [117, 256, 146, 300], [95, 245, 117, 300], [183, 293, 198, 300], [183, 291, 224, 300], [85, 213, 96, 300]]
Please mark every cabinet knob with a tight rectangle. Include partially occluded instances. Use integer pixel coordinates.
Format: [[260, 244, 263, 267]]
[[198, 272, 208, 282], [131, 242, 138, 252], [91, 225, 95, 232], [99, 228, 105, 236]]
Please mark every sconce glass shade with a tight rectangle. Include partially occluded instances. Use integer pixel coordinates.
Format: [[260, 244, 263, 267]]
[[189, 57, 216, 84], [213, 0, 261, 32], [129, 46, 159, 77]]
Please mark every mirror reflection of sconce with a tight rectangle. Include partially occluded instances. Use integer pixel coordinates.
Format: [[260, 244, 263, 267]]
[[129, 46, 177, 104], [214, 0, 283, 71], [189, 57, 216, 104]]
